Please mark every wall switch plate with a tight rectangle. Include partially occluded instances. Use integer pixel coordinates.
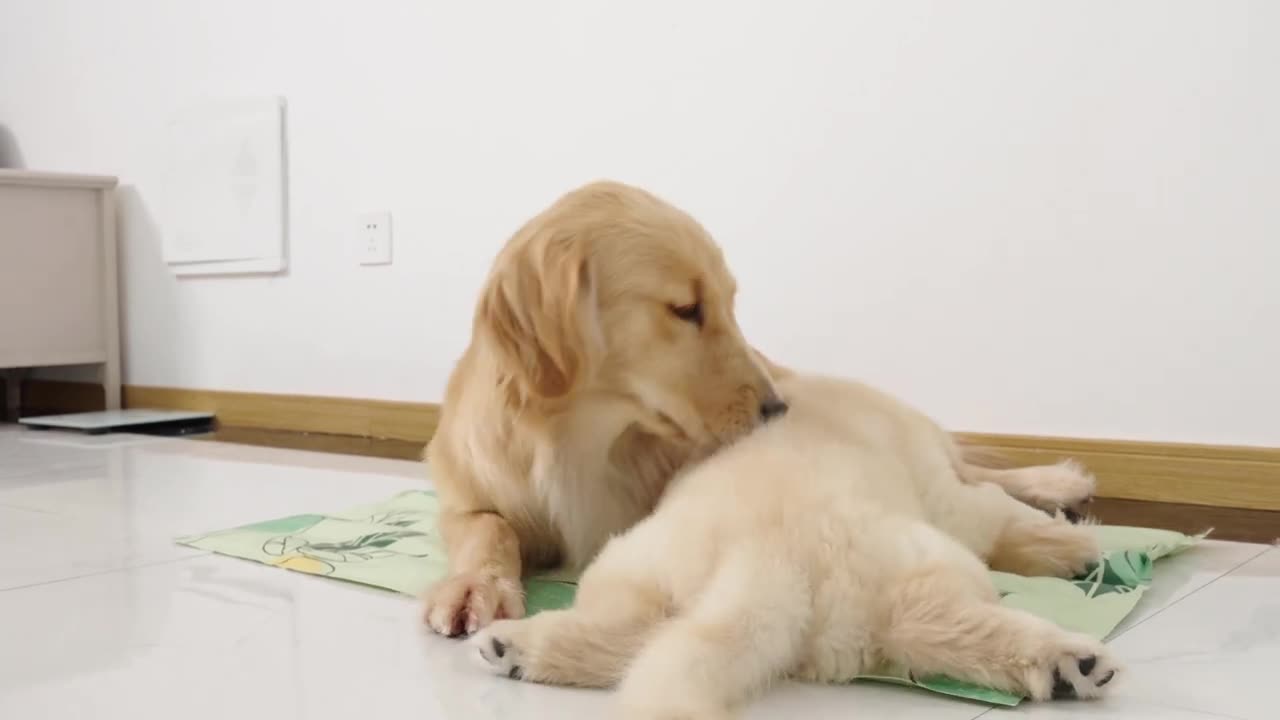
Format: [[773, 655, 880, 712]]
[[357, 211, 392, 265]]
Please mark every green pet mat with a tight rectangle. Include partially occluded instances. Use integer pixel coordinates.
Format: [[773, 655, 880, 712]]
[[177, 490, 1202, 706]]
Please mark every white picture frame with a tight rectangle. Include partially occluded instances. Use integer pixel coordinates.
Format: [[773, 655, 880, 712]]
[[161, 96, 288, 276]]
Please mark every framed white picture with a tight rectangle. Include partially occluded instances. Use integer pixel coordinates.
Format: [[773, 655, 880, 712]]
[[161, 96, 288, 275]]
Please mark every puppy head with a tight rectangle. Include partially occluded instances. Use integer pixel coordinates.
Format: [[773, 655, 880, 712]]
[[476, 180, 782, 446]]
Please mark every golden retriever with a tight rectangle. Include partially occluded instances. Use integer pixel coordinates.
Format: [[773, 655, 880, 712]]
[[424, 180, 785, 636], [472, 372, 1117, 718], [424, 180, 1095, 637]]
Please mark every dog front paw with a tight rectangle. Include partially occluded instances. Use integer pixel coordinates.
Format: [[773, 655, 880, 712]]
[[422, 572, 524, 637]]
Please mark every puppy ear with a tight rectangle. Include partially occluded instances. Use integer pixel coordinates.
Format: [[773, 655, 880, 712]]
[[476, 233, 600, 400]]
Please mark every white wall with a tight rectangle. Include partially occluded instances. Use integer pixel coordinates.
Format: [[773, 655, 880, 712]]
[[1, 1, 1277, 446]]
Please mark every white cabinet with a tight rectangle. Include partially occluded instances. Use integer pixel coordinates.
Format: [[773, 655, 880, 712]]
[[0, 169, 121, 410]]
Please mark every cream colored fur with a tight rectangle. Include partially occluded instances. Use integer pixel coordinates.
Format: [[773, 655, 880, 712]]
[[472, 373, 1119, 718]]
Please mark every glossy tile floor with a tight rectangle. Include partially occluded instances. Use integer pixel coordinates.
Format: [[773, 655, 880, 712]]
[[1, 425, 1276, 720]]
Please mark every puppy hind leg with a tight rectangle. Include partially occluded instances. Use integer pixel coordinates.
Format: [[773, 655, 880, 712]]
[[617, 548, 810, 720], [988, 513, 1101, 579], [953, 444, 1096, 520], [937, 478, 1101, 579], [876, 568, 1120, 701]]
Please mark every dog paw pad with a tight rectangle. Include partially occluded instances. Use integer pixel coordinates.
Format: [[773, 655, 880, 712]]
[[472, 627, 526, 681], [1046, 651, 1119, 700]]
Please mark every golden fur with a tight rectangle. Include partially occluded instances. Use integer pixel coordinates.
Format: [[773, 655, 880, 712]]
[[424, 181, 783, 635], [424, 179, 1095, 638], [472, 373, 1119, 717]]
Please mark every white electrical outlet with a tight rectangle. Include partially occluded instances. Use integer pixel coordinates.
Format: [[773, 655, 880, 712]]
[[357, 211, 393, 265]]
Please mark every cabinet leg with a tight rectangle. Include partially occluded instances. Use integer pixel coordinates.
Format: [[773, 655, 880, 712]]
[[99, 362, 121, 411], [3, 368, 25, 421]]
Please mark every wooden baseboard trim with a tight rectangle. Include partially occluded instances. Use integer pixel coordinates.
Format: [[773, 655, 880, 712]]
[[125, 385, 440, 444], [16, 380, 1278, 512], [18, 379, 438, 443], [1088, 497, 1277, 545], [955, 432, 1280, 512]]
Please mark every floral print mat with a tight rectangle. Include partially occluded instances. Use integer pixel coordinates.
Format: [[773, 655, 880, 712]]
[[177, 490, 1202, 706]]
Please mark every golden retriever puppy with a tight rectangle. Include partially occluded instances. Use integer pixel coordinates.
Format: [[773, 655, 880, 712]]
[[472, 373, 1118, 718], [423, 180, 787, 636]]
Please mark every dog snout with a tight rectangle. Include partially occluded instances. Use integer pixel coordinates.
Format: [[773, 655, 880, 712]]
[[759, 397, 789, 421]]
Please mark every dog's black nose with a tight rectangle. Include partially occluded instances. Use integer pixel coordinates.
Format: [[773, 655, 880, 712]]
[[760, 399, 789, 421]]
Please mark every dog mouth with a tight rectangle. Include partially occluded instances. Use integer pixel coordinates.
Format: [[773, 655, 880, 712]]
[[641, 403, 715, 447], [622, 393, 690, 441], [621, 382, 716, 445], [644, 406, 757, 452], [654, 410, 694, 441], [654, 410, 678, 429]]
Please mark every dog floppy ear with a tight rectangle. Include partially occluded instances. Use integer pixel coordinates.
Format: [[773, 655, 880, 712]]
[[476, 232, 601, 400]]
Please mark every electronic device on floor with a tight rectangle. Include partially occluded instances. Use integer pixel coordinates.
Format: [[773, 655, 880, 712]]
[[18, 409, 216, 436]]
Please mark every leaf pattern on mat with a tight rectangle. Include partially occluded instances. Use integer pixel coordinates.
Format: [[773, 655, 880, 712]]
[[1070, 549, 1152, 597]]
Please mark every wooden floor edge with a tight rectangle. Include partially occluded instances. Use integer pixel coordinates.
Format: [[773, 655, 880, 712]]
[[15, 379, 1279, 511]]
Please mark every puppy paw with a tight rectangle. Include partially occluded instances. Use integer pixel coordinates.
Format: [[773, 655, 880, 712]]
[[990, 519, 1102, 579], [1030, 460, 1096, 523], [471, 619, 530, 680], [1023, 634, 1120, 701]]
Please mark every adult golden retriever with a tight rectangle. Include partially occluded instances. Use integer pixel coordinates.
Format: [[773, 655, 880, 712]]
[[423, 180, 1094, 636]]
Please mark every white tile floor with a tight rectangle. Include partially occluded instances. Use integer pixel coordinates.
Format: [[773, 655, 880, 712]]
[[0, 424, 1275, 720]]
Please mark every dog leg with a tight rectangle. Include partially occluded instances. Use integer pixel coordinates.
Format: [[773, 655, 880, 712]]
[[616, 547, 809, 720], [878, 569, 1120, 701], [936, 478, 1101, 579], [956, 454, 1096, 521], [987, 512, 1102, 578], [423, 510, 525, 637], [471, 571, 669, 688]]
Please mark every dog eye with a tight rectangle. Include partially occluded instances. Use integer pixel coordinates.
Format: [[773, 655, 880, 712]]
[[670, 302, 703, 326]]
